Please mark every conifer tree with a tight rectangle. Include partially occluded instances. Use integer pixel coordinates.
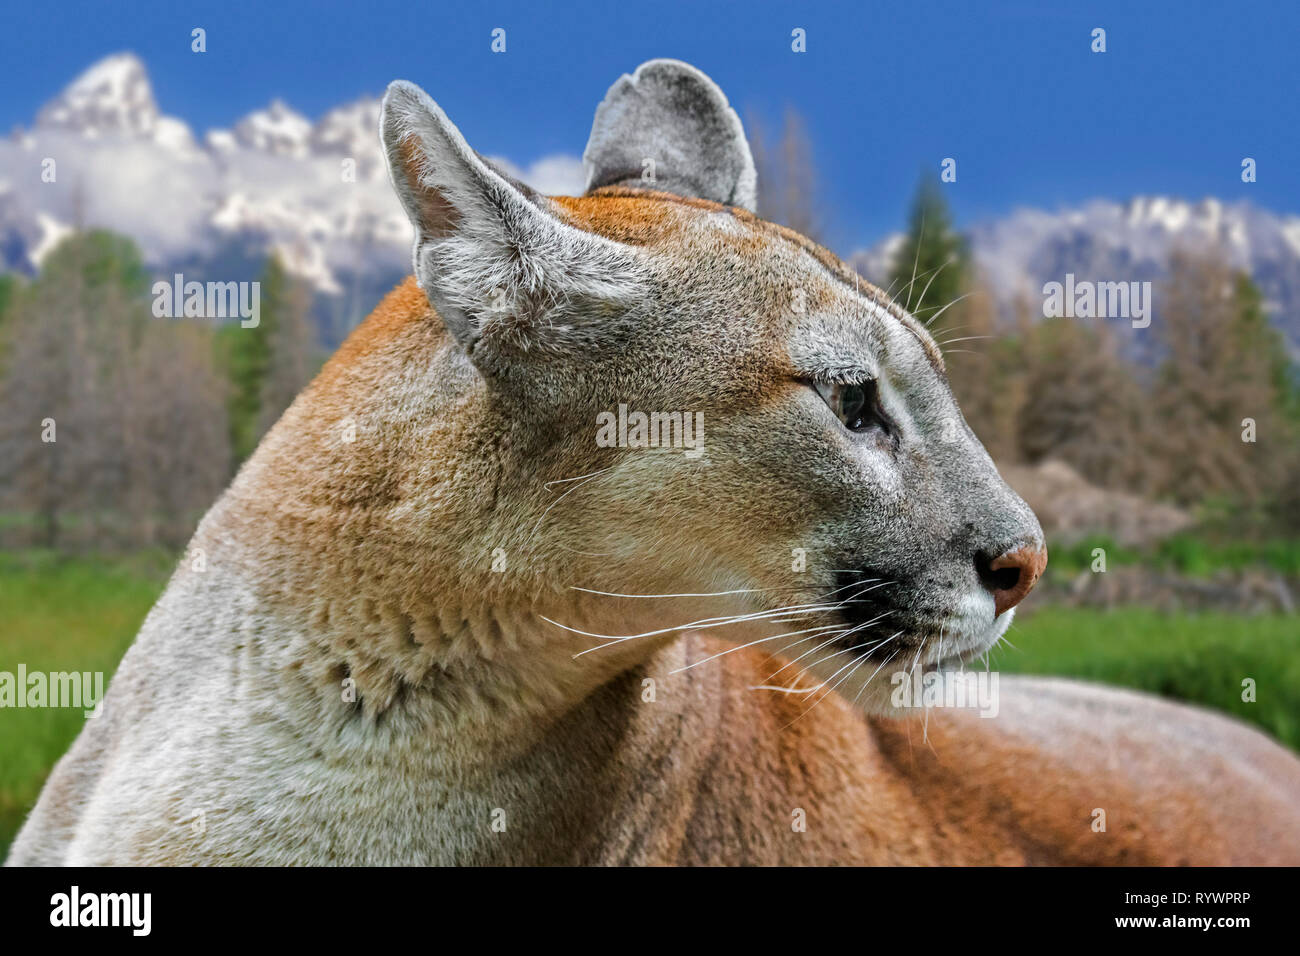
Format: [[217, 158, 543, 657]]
[[888, 176, 969, 338]]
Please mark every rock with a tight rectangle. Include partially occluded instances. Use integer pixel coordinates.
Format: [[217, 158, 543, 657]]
[[1000, 459, 1192, 548]]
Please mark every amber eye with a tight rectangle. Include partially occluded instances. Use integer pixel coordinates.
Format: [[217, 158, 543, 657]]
[[812, 380, 880, 433]]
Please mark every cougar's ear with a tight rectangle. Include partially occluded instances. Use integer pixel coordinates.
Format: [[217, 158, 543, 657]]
[[380, 80, 644, 362], [583, 59, 757, 212]]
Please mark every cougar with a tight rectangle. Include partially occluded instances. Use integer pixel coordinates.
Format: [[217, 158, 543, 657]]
[[10, 60, 1299, 865]]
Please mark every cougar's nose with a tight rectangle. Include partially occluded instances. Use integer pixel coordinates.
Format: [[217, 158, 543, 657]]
[[977, 545, 1048, 617]]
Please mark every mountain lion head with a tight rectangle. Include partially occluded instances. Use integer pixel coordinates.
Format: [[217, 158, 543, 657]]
[[376, 59, 1046, 716]]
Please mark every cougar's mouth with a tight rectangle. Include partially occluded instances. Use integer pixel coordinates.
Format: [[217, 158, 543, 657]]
[[826, 569, 1006, 665], [919, 609, 1013, 673], [829, 604, 1009, 675]]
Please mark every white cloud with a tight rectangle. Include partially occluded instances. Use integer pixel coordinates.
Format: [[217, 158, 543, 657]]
[[1, 125, 588, 290], [488, 154, 587, 197], [0, 53, 593, 291]]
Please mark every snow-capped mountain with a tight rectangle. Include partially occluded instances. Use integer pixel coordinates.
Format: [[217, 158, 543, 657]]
[[36, 53, 191, 150], [0, 53, 585, 342], [851, 196, 1300, 355], [6, 54, 1300, 353]]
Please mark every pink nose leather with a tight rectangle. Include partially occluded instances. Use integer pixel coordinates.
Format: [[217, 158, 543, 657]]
[[988, 546, 1048, 616]]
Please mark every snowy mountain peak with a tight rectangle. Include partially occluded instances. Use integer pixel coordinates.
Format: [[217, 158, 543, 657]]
[[36, 52, 159, 139], [310, 98, 381, 156], [16, 54, 1295, 355], [1120, 195, 1232, 236], [851, 195, 1300, 354], [231, 99, 313, 157]]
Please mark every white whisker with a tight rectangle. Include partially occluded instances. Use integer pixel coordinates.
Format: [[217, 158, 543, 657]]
[[531, 466, 611, 539], [669, 623, 845, 674], [761, 614, 890, 682], [560, 600, 851, 658], [851, 645, 902, 707], [923, 291, 973, 329]]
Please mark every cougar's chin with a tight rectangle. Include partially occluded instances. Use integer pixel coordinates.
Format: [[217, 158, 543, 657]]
[[919, 604, 1014, 673], [795, 595, 1012, 717]]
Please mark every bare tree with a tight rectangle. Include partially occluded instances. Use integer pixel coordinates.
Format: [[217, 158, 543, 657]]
[[127, 320, 232, 547], [0, 230, 232, 551], [747, 107, 822, 243], [256, 273, 317, 437], [1016, 315, 1154, 493], [1152, 252, 1290, 506], [939, 282, 1024, 463]]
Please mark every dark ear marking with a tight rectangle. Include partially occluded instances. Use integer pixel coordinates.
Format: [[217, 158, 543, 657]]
[[394, 136, 462, 238]]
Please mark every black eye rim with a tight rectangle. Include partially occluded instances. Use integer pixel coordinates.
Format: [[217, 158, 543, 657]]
[[804, 377, 891, 436]]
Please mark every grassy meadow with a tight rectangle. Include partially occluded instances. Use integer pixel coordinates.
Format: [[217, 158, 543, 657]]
[[0, 551, 169, 856], [0, 550, 1295, 859], [999, 607, 1299, 748]]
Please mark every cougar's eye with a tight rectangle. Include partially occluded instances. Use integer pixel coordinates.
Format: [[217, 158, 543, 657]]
[[812, 380, 883, 434]]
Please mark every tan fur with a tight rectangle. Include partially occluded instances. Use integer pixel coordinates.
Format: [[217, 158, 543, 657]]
[[228, 230, 1300, 864], [11, 127, 1299, 867]]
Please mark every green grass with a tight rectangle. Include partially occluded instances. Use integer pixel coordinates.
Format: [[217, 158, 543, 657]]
[[1049, 532, 1300, 577], [0, 551, 168, 857], [1001, 607, 1300, 750], [0, 554, 1295, 860]]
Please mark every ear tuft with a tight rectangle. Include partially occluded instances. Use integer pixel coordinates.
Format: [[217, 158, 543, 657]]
[[583, 59, 757, 212]]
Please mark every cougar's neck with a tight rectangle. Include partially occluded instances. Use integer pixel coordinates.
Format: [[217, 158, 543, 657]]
[[181, 294, 733, 768], [186, 467, 718, 768]]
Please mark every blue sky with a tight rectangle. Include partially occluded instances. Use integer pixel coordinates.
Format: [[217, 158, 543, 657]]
[[5, 0, 1296, 252]]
